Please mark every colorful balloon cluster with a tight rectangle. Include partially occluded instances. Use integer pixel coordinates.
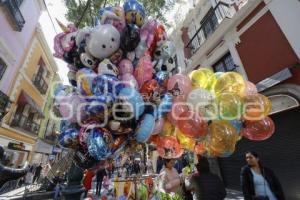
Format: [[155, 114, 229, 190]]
[[53, 0, 275, 169]]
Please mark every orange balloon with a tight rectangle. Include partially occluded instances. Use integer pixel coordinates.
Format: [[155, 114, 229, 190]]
[[140, 79, 159, 102], [194, 143, 206, 155], [175, 129, 196, 151], [243, 94, 272, 120], [241, 117, 275, 141], [167, 95, 189, 125], [178, 110, 208, 139], [157, 136, 184, 158]]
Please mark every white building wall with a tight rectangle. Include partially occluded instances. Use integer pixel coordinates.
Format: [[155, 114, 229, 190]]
[[265, 0, 300, 59]]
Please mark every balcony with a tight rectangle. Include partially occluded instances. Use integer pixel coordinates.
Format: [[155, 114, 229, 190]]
[[33, 75, 48, 95], [0, 0, 25, 32], [10, 114, 40, 135], [0, 90, 11, 121], [186, 2, 235, 56]]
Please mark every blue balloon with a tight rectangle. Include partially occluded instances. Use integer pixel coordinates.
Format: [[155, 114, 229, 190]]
[[154, 71, 169, 86], [92, 74, 124, 98], [60, 120, 79, 133], [156, 93, 173, 118], [58, 128, 79, 148], [118, 87, 145, 118], [135, 114, 155, 143], [87, 129, 111, 161], [123, 0, 145, 18], [230, 120, 242, 134], [85, 95, 114, 115]]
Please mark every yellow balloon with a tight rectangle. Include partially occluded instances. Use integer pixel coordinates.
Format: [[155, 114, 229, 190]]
[[160, 119, 175, 137], [175, 129, 196, 151], [207, 120, 239, 156], [243, 93, 272, 120], [214, 72, 246, 97], [218, 93, 243, 120], [189, 68, 217, 91]]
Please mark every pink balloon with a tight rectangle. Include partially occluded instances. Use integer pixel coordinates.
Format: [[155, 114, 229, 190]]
[[121, 73, 138, 89], [244, 81, 258, 96], [167, 74, 192, 98], [134, 55, 154, 87], [118, 59, 134, 75], [241, 117, 275, 141], [152, 118, 165, 135], [167, 95, 189, 125]]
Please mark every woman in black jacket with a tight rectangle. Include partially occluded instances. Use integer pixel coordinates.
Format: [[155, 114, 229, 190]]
[[240, 151, 285, 200]]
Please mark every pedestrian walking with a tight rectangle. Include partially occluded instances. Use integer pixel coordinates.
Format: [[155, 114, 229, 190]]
[[33, 163, 42, 183], [240, 151, 285, 200], [96, 168, 106, 196], [185, 157, 226, 200], [82, 169, 95, 197]]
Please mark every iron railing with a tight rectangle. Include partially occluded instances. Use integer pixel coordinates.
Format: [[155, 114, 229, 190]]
[[186, 2, 235, 55], [0, 90, 10, 121], [0, 0, 25, 32]]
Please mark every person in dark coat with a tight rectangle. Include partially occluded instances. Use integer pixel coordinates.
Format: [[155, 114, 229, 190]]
[[185, 157, 226, 200], [33, 163, 43, 183], [96, 168, 107, 195], [240, 151, 285, 200]]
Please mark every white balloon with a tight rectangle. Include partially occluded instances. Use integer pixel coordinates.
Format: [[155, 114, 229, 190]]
[[87, 24, 120, 59]]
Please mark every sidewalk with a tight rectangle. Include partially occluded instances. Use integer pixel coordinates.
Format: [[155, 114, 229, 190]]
[[225, 189, 244, 200]]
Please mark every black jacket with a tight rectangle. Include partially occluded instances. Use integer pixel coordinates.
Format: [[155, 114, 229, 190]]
[[240, 165, 285, 200]]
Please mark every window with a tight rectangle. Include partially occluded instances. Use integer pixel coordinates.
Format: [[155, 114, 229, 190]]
[[0, 58, 7, 80], [212, 52, 237, 72], [33, 58, 48, 94], [202, 8, 219, 38]]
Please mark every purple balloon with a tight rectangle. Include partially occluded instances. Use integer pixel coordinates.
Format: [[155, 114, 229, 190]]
[[118, 59, 134, 75]]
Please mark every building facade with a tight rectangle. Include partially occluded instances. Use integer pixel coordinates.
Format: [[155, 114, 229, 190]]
[[0, 24, 59, 167], [171, 0, 300, 198]]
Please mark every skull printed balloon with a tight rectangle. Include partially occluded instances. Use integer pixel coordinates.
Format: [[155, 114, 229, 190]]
[[87, 24, 121, 59]]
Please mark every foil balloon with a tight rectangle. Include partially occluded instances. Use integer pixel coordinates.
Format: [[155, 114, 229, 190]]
[[118, 59, 134, 75], [87, 128, 111, 161], [207, 120, 240, 156], [156, 93, 173, 118], [135, 114, 155, 142], [160, 119, 175, 137], [154, 71, 169, 87], [189, 68, 216, 91], [123, 0, 145, 27], [99, 6, 126, 33], [58, 128, 79, 148], [92, 74, 123, 98], [98, 59, 119, 77], [85, 95, 113, 117], [167, 74, 192, 98], [244, 81, 258, 96], [178, 110, 208, 139], [214, 72, 246, 97], [243, 93, 272, 120], [241, 117, 275, 141], [149, 24, 167, 56], [109, 49, 124, 65], [76, 68, 97, 96], [167, 95, 189, 125], [157, 136, 183, 159], [87, 24, 120, 59], [140, 79, 160, 102], [218, 93, 243, 120], [152, 118, 165, 135], [120, 73, 138, 89], [120, 24, 141, 52], [67, 70, 77, 87], [134, 54, 154, 87], [153, 40, 176, 73], [175, 129, 196, 151], [194, 143, 206, 155]]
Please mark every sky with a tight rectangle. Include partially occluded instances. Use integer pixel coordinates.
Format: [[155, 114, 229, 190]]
[[38, 0, 195, 85]]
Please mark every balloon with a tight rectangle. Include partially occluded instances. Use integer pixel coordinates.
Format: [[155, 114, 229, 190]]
[[135, 114, 155, 142], [175, 129, 196, 151], [207, 120, 239, 156], [214, 72, 224, 79], [189, 68, 216, 91], [149, 24, 167, 56], [120, 24, 140, 52], [99, 6, 126, 33], [85, 95, 113, 117], [218, 93, 243, 120], [67, 70, 77, 87], [92, 74, 123, 97], [244, 81, 258, 96], [243, 93, 272, 120], [109, 49, 124, 65], [98, 59, 119, 77], [76, 68, 97, 96], [58, 128, 79, 148], [187, 88, 214, 108], [167, 74, 192, 98], [167, 95, 189, 125], [194, 143, 206, 155], [214, 72, 246, 97], [160, 119, 175, 137], [177, 110, 208, 139], [229, 120, 243, 134], [156, 93, 173, 118], [241, 117, 275, 141], [87, 24, 120, 59], [87, 128, 111, 160], [123, 0, 145, 27], [140, 79, 160, 102], [120, 73, 138, 89], [152, 118, 165, 135], [134, 54, 154, 87], [157, 136, 183, 159], [118, 59, 134, 75], [118, 87, 145, 118], [154, 71, 169, 87], [153, 41, 176, 73]]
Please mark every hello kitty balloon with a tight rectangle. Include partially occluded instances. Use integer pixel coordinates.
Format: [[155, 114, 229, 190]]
[[87, 24, 120, 59]]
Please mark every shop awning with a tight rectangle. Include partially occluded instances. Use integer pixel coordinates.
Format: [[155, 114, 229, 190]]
[[17, 91, 45, 118]]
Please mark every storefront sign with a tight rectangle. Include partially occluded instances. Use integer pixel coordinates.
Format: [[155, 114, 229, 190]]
[[8, 142, 25, 151], [256, 68, 292, 92]]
